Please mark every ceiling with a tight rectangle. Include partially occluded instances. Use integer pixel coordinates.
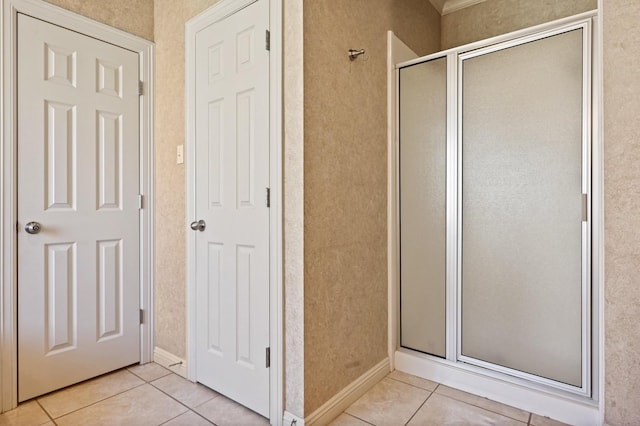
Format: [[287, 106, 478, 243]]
[[428, 0, 487, 15]]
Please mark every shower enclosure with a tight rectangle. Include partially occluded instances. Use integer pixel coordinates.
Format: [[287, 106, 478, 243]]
[[396, 12, 598, 402]]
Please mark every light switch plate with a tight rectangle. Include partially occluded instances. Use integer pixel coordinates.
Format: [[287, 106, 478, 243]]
[[177, 144, 184, 164]]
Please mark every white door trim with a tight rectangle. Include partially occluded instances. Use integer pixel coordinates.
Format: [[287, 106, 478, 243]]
[[185, 0, 283, 424], [0, 0, 154, 412]]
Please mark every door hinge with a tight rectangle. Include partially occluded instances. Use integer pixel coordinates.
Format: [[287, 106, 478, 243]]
[[138, 80, 144, 96], [265, 29, 270, 51], [140, 309, 144, 324], [266, 347, 270, 368], [266, 187, 271, 208], [138, 194, 144, 209]]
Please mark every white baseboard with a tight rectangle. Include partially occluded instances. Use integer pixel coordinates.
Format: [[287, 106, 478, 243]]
[[305, 358, 390, 426], [153, 347, 188, 378], [283, 411, 305, 426]]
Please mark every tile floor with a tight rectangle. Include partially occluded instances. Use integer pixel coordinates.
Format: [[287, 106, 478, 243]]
[[0, 364, 568, 426], [0, 363, 268, 426], [331, 370, 568, 426]]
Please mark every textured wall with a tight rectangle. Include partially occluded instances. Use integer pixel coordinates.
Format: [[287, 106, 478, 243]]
[[43, 0, 154, 41], [303, 0, 440, 415], [154, 0, 222, 359], [603, 1, 640, 424], [441, 0, 597, 49], [283, 0, 305, 418]]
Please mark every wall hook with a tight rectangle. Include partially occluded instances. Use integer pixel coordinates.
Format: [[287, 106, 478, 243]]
[[348, 49, 366, 61]]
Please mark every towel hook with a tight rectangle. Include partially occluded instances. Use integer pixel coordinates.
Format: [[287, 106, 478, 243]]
[[348, 49, 366, 61]]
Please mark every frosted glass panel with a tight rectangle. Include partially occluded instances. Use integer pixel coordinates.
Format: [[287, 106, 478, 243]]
[[399, 57, 447, 357], [461, 30, 584, 386]]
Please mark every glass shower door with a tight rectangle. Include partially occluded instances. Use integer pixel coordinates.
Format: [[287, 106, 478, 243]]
[[399, 57, 447, 357], [460, 29, 587, 388]]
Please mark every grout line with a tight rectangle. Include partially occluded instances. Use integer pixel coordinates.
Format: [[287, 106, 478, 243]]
[[50, 373, 213, 425], [404, 389, 434, 425], [190, 410, 217, 425], [30, 365, 172, 424], [386, 376, 439, 393], [36, 399, 56, 425], [157, 413, 183, 425], [345, 412, 376, 426], [434, 384, 530, 422], [528, 412, 533, 425], [149, 372, 266, 424], [51, 371, 215, 426], [435, 393, 528, 423], [158, 409, 215, 426], [49, 381, 148, 420], [126, 362, 173, 383], [33, 366, 233, 425], [149, 373, 221, 417]]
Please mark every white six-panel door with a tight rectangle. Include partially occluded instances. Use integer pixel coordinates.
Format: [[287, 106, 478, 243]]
[[17, 13, 141, 401], [193, 0, 270, 416]]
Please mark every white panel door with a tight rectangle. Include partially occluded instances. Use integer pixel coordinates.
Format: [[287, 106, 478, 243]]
[[194, 0, 270, 416], [17, 14, 140, 401]]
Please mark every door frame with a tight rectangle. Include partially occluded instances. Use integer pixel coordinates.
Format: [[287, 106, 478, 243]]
[[0, 0, 155, 412], [185, 0, 283, 424]]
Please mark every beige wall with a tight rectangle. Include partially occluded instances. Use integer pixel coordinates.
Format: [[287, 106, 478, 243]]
[[302, 0, 440, 414], [603, 1, 640, 424], [43, 0, 154, 41], [441, 0, 597, 49], [153, 0, 224, 359]]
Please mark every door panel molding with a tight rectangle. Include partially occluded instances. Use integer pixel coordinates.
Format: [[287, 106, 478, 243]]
[[0, 0, 154, 412], [186, 0, 283, 424]]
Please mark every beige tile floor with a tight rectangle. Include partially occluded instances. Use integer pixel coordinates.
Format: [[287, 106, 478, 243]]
[[331, 370, 569, 426], [0, 364, 568, 426], [0, 363, 268, 426]]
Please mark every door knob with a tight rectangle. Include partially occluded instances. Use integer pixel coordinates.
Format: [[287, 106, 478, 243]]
[[190, 220, 206, 232], [25, 221, 42, 234]]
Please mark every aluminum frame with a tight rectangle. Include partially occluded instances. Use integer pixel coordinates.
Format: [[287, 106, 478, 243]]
[[396, 12, 597, 400]]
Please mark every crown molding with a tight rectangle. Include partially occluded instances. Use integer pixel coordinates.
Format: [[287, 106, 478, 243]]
[[429, 0, 487, 15], [428, 0, 446, 14]]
